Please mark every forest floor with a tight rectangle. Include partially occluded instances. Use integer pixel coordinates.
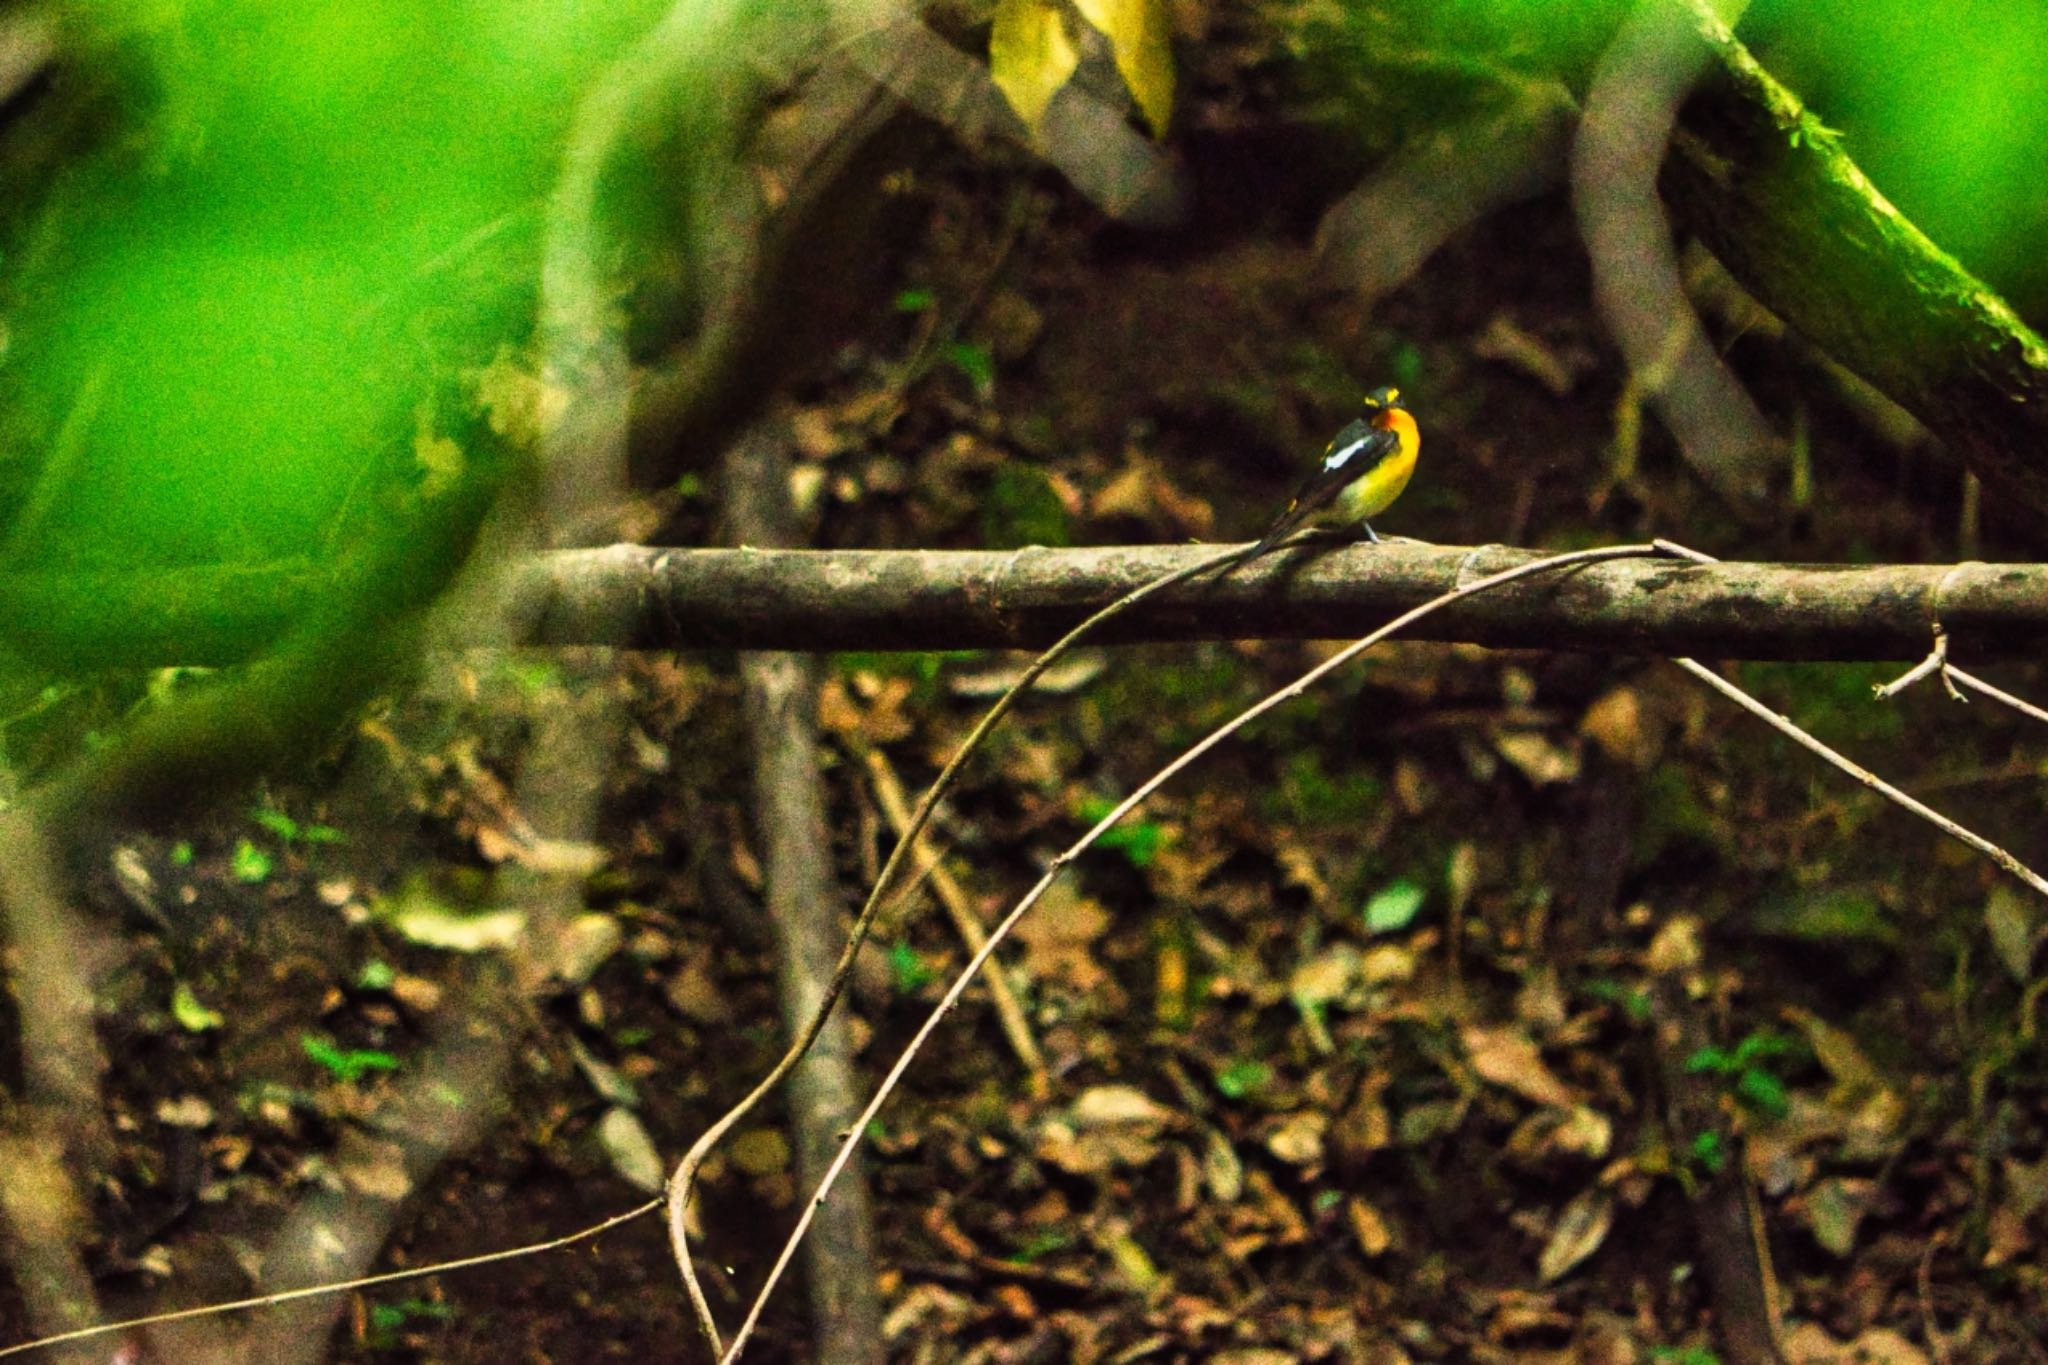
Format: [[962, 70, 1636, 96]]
[[32, 73, 2048, 1365]]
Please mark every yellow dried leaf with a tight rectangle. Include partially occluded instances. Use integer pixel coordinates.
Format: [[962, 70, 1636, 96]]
[[990, 0, 1079, 132], [1538, 1186, 1613, 1282], [1071, 0, 1175, 137], [1462, 1023, 1581, 1108], [1347, 1196, 1392, 1256]]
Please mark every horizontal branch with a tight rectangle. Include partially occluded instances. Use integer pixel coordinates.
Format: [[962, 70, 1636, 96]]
[[502, 542, 2048, 662], [11, 542, 2048, 667]]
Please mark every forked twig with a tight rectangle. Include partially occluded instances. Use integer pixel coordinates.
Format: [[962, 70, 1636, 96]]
[[1672, 657, 2048, 900], [1657, 538, 2048, 900]]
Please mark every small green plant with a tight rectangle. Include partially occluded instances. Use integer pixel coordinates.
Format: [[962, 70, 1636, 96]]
[[1684, 1128, 1727, 1178], [981, 463, 1068, 548], [231, 839, 273, 883], [1583, 977, 1652, 1023], [1363, 878, 1425, 935], [1649, 1346, 1721, 1365], [1268, 750, 1380, 829], [365, 1296, 454, 1348], [943, 339, 997, 397], [1684, 1029, 1801, 1119], [355, 960, 396, 992], [1075, 796, 1165, 867], [169, 840, 195, 867], [252, 805, 345, 846], [1006, 1229, 1074, 1264], [253, 806, 344, 845], [888, 940, 937, 994], [302, 1034, 400, 1083], [170, 982, 224, 1033], [1214, 1059, 1271, 1100]]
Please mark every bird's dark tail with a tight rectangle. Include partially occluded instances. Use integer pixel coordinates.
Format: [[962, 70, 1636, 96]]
[[1249, 503, 1306, 558]]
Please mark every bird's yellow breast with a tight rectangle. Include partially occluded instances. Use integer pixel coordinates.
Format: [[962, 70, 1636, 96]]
[[1337, 408, 1420, 521]]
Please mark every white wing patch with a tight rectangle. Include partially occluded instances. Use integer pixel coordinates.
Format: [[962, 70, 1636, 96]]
[[1322, 433, 1374, 473]]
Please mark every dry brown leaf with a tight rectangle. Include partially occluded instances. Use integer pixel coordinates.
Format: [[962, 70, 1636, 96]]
[[1263, 1111, 1327, 1167], [1580, 685, 1656, 769], [1645, 914, 1702, 974], [1493, 730, 1581, 786], [1537, 1186, 1613, 1282], [1462, 1023, 1581, 1108], [1071, 1084, 1175, 1129], [1011, 881, 1112, 988], [1347, 1196, 1393, 1257], [1783, 1323, 1929, 1365]]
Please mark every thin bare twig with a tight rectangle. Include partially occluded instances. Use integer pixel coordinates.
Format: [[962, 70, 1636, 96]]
[[857, 741, 1048, 1092], [1944, 667, 2048, 728], [1656, 540, 2048, 901], [668, 539, 1264, 1351], [1872, 627, 1951, 701], [0, 1199, 661, 1361], [715, 541, 1666, 1362]]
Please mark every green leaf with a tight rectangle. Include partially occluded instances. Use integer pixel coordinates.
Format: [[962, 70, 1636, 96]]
[[1076, 796, 1164, 867], [1734, 1067, 1789, 1118], [893, 287, 936, 313], [1683, 1045, 1736, 1076], [981, 464, 1069, 549], [1214, 1059, 1270, 1099], [1583, 978, 1651, 1023], [232, 838, 273, 883], [943, 339, 997, 397], [171, 982, 224, 1033], [356, 960, 396, 992], [1364, 879, 1426, 935], [1687, 1129, 1726, 1176], [889, 940, 936, 994], [302, 1034, 399, 1083], [169, 840, 194, 868], [1729, 1029, 1796, 1068], [253, 808, 300, 841]]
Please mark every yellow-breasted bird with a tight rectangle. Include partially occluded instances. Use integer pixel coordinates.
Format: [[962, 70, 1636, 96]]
[[1251, 386, 1419, 555]]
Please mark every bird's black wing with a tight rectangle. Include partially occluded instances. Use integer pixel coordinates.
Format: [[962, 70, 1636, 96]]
[[1250, 418, 1397, 555]]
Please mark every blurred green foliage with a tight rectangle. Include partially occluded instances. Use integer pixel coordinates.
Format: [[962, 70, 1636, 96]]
[[0, 0, 820, 702], [1, 1, 675, 579], [980, 463, 1070, 548], [1300, 0, 2048, 314], [1746, 0, 2048, 309], [1734, 661, 1903, 747], [1265, 748, 1381, 829], [1076, 794, 1165, 867]]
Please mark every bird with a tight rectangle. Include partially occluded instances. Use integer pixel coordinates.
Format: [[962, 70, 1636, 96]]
[[1250, 386, 1420, 556]]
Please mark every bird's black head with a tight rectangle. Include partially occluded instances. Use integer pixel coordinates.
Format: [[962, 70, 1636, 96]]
[[1362, 385, 1404, 411]]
